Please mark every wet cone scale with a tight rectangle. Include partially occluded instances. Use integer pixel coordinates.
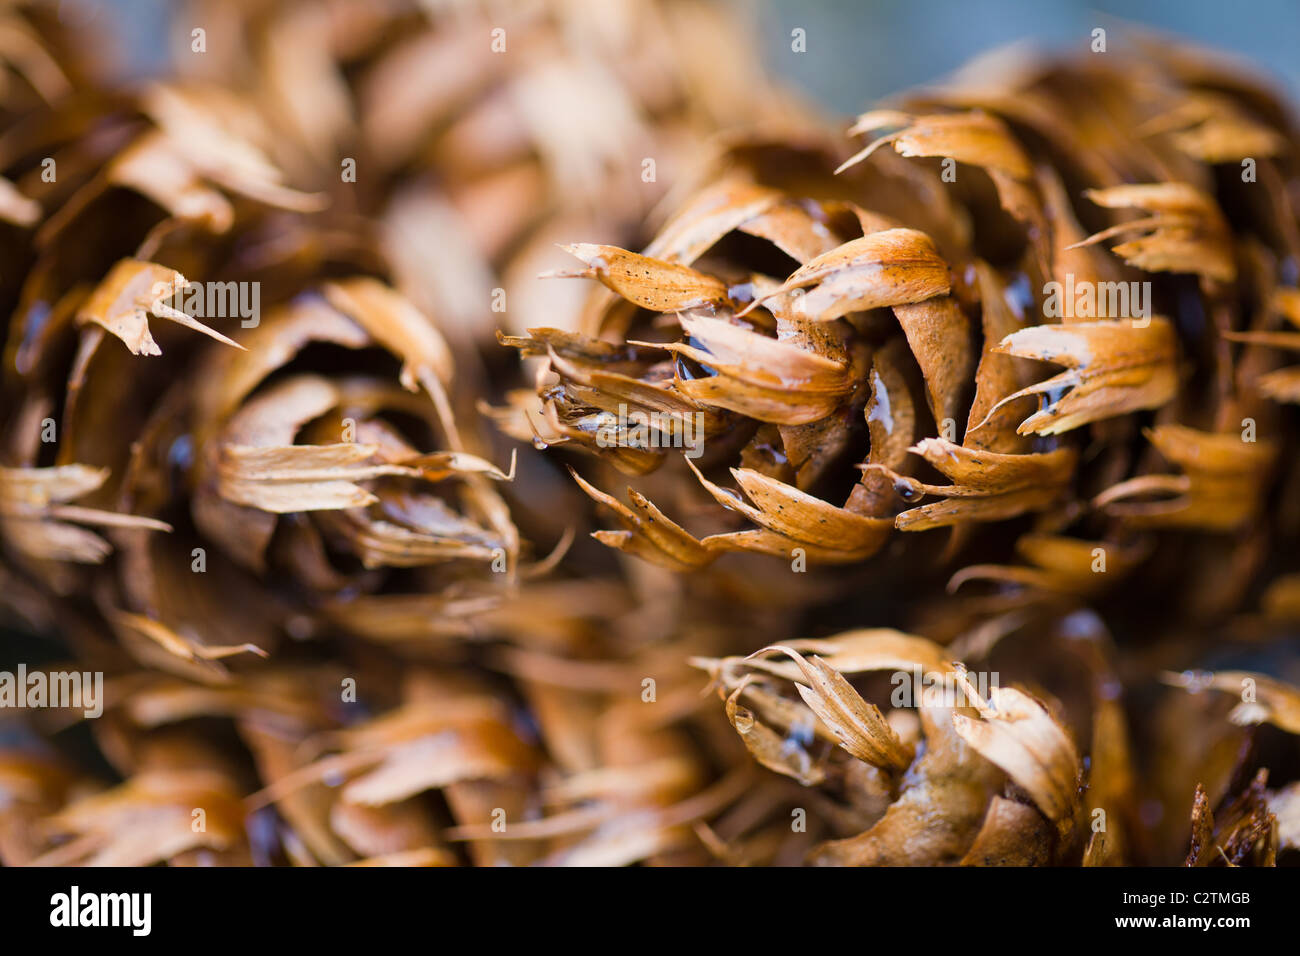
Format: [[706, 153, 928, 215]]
[[0, 2, 1297, 867]]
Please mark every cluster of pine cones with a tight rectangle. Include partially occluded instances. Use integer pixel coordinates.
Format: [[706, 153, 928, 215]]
[[0, 0, 1297, 866]]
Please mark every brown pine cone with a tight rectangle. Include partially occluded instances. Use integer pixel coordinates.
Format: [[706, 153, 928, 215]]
[[512, 40, 1300, 864], [0, 0, 802, 868]]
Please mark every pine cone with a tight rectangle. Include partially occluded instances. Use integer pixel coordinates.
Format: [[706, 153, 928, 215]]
[[2, 2, 1299, 869], [174, 0, 798, 351], [0, 0, 801, 867], [515, 40, 1300, 864]]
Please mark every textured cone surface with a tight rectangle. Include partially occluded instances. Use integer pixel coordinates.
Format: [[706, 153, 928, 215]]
[[1, 4, 1299, 867], [518, 39, 1300, 865], [0, 0, 794, 867]]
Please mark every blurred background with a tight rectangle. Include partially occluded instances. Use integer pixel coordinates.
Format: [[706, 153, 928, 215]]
[[759, 0, 1300, 110], [85, 0, 1300, 109]]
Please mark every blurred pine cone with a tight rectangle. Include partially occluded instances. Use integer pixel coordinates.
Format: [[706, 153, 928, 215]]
[[513, 39, 1300, 864], [0, 0, 798, 866], [174, 0, 800, 353]]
